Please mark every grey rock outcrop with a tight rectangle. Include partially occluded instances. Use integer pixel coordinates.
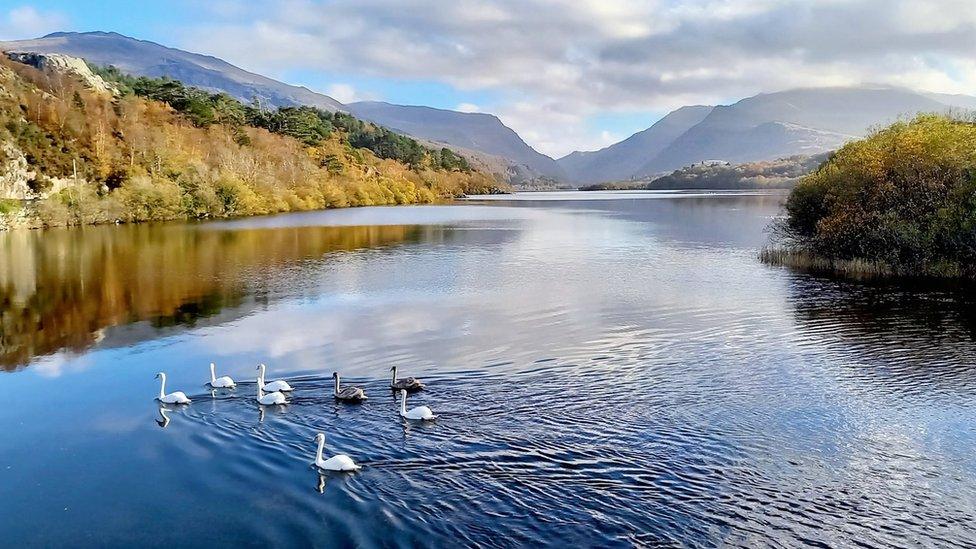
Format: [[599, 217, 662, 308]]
[[5, 51, 115, 93]]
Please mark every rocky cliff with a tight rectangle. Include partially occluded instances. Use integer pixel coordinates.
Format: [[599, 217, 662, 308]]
[[0, 56, 86, 202]]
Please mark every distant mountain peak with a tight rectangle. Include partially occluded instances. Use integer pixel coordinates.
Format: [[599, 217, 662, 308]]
[[556, 104, 713, 183]]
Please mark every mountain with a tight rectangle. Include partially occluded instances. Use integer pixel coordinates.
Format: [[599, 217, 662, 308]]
[[0, 31, 344, 111], [557, 105, 712, 184], [562, 85, 976, 184], [347, 101, 566, 182], [637, 86, 963, 176], [924, 92, 976, 111]]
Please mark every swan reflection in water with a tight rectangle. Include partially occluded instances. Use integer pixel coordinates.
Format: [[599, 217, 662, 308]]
[[155, 402, 189, 428], [257, 402, 289, 424], [208, 386, 237, 400], [312, 471, 352, 494]]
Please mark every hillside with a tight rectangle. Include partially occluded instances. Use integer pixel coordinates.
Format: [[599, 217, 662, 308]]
[[411, 138, 571, 189], [348, 101, 566, 182], [0, 31, 344, 112], [558, 106, 712, 184], [0, 54, 501, 229], [0, 32, 562, 187], [581, 154, 828, 191]]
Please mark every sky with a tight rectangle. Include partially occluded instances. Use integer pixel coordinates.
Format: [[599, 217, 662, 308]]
[[2, 1, 975, 158]]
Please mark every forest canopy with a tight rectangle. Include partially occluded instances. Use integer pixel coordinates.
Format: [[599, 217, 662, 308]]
[[89, 63, 474, 172]]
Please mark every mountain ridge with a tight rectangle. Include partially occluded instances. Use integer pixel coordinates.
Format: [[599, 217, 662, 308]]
[[0, 31, 345, 112], [637, 85, 961, 175]]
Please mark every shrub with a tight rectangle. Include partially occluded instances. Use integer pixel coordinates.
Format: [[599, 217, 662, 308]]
[[772, 114, 976, 278]]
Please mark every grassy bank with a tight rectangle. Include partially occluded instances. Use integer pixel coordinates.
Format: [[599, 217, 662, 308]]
[[0, 56, 504, 229]]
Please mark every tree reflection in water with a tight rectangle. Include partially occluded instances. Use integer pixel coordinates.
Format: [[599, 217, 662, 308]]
[[0, 221, 422, 370]]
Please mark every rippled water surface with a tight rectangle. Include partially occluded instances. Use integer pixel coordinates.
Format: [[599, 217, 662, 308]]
[[2, 191, 975, 547]]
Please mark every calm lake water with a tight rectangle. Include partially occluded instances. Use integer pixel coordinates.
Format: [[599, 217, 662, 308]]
[[2, 191, 975, 547]]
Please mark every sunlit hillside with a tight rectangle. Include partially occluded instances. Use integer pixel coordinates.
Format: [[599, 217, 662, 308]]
[[0, 55, 503, 228]]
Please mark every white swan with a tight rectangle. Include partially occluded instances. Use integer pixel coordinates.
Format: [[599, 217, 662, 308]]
[[257, 363, 292, 392], [208, 362, 236, 388], [155, 372, 191, 404], [256, 378, 288, 405], [399, 389, 436, 420], [390, 365, 425, 392], [312, 433, 360, 472], [333, 372, 367, 401]]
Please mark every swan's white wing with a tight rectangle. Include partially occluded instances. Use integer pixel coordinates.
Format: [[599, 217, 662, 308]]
[[258, 391, 287, 405], [406, 405, 435, 420], [265, 379, 292, 392], [210, 376, 235, 388], [161, 392, 191, 404], [319, 454, 360, 471]]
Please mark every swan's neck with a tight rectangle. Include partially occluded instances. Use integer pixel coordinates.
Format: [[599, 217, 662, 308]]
[[258, 364, 266, 384], [400, 393, 407, 414], [210, 363, 217, 383], [257, 380, 264, 399], [315, 437, 325, 463], [333, 375, 340, 395], [158, 374, 166, 398], [391, 366, 397, 384]]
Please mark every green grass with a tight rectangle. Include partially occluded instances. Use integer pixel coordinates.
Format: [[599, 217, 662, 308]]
[[0, 198, 23, 215]]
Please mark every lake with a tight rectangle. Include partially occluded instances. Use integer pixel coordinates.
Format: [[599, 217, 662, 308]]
[[1, 190, 975, 547]]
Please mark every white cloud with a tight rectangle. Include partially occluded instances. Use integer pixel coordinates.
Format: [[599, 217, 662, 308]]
[[326, 83, 356, 103], [0, 6, 70, 40], [180, 0, 976, 156], [455, 102, 480, 113], [31, 352, 93, 379], [599, 130, 620, 145]]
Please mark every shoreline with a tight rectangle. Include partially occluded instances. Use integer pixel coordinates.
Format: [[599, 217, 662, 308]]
[[760, 247, 972, 281], [0, 194, 469, 232]]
